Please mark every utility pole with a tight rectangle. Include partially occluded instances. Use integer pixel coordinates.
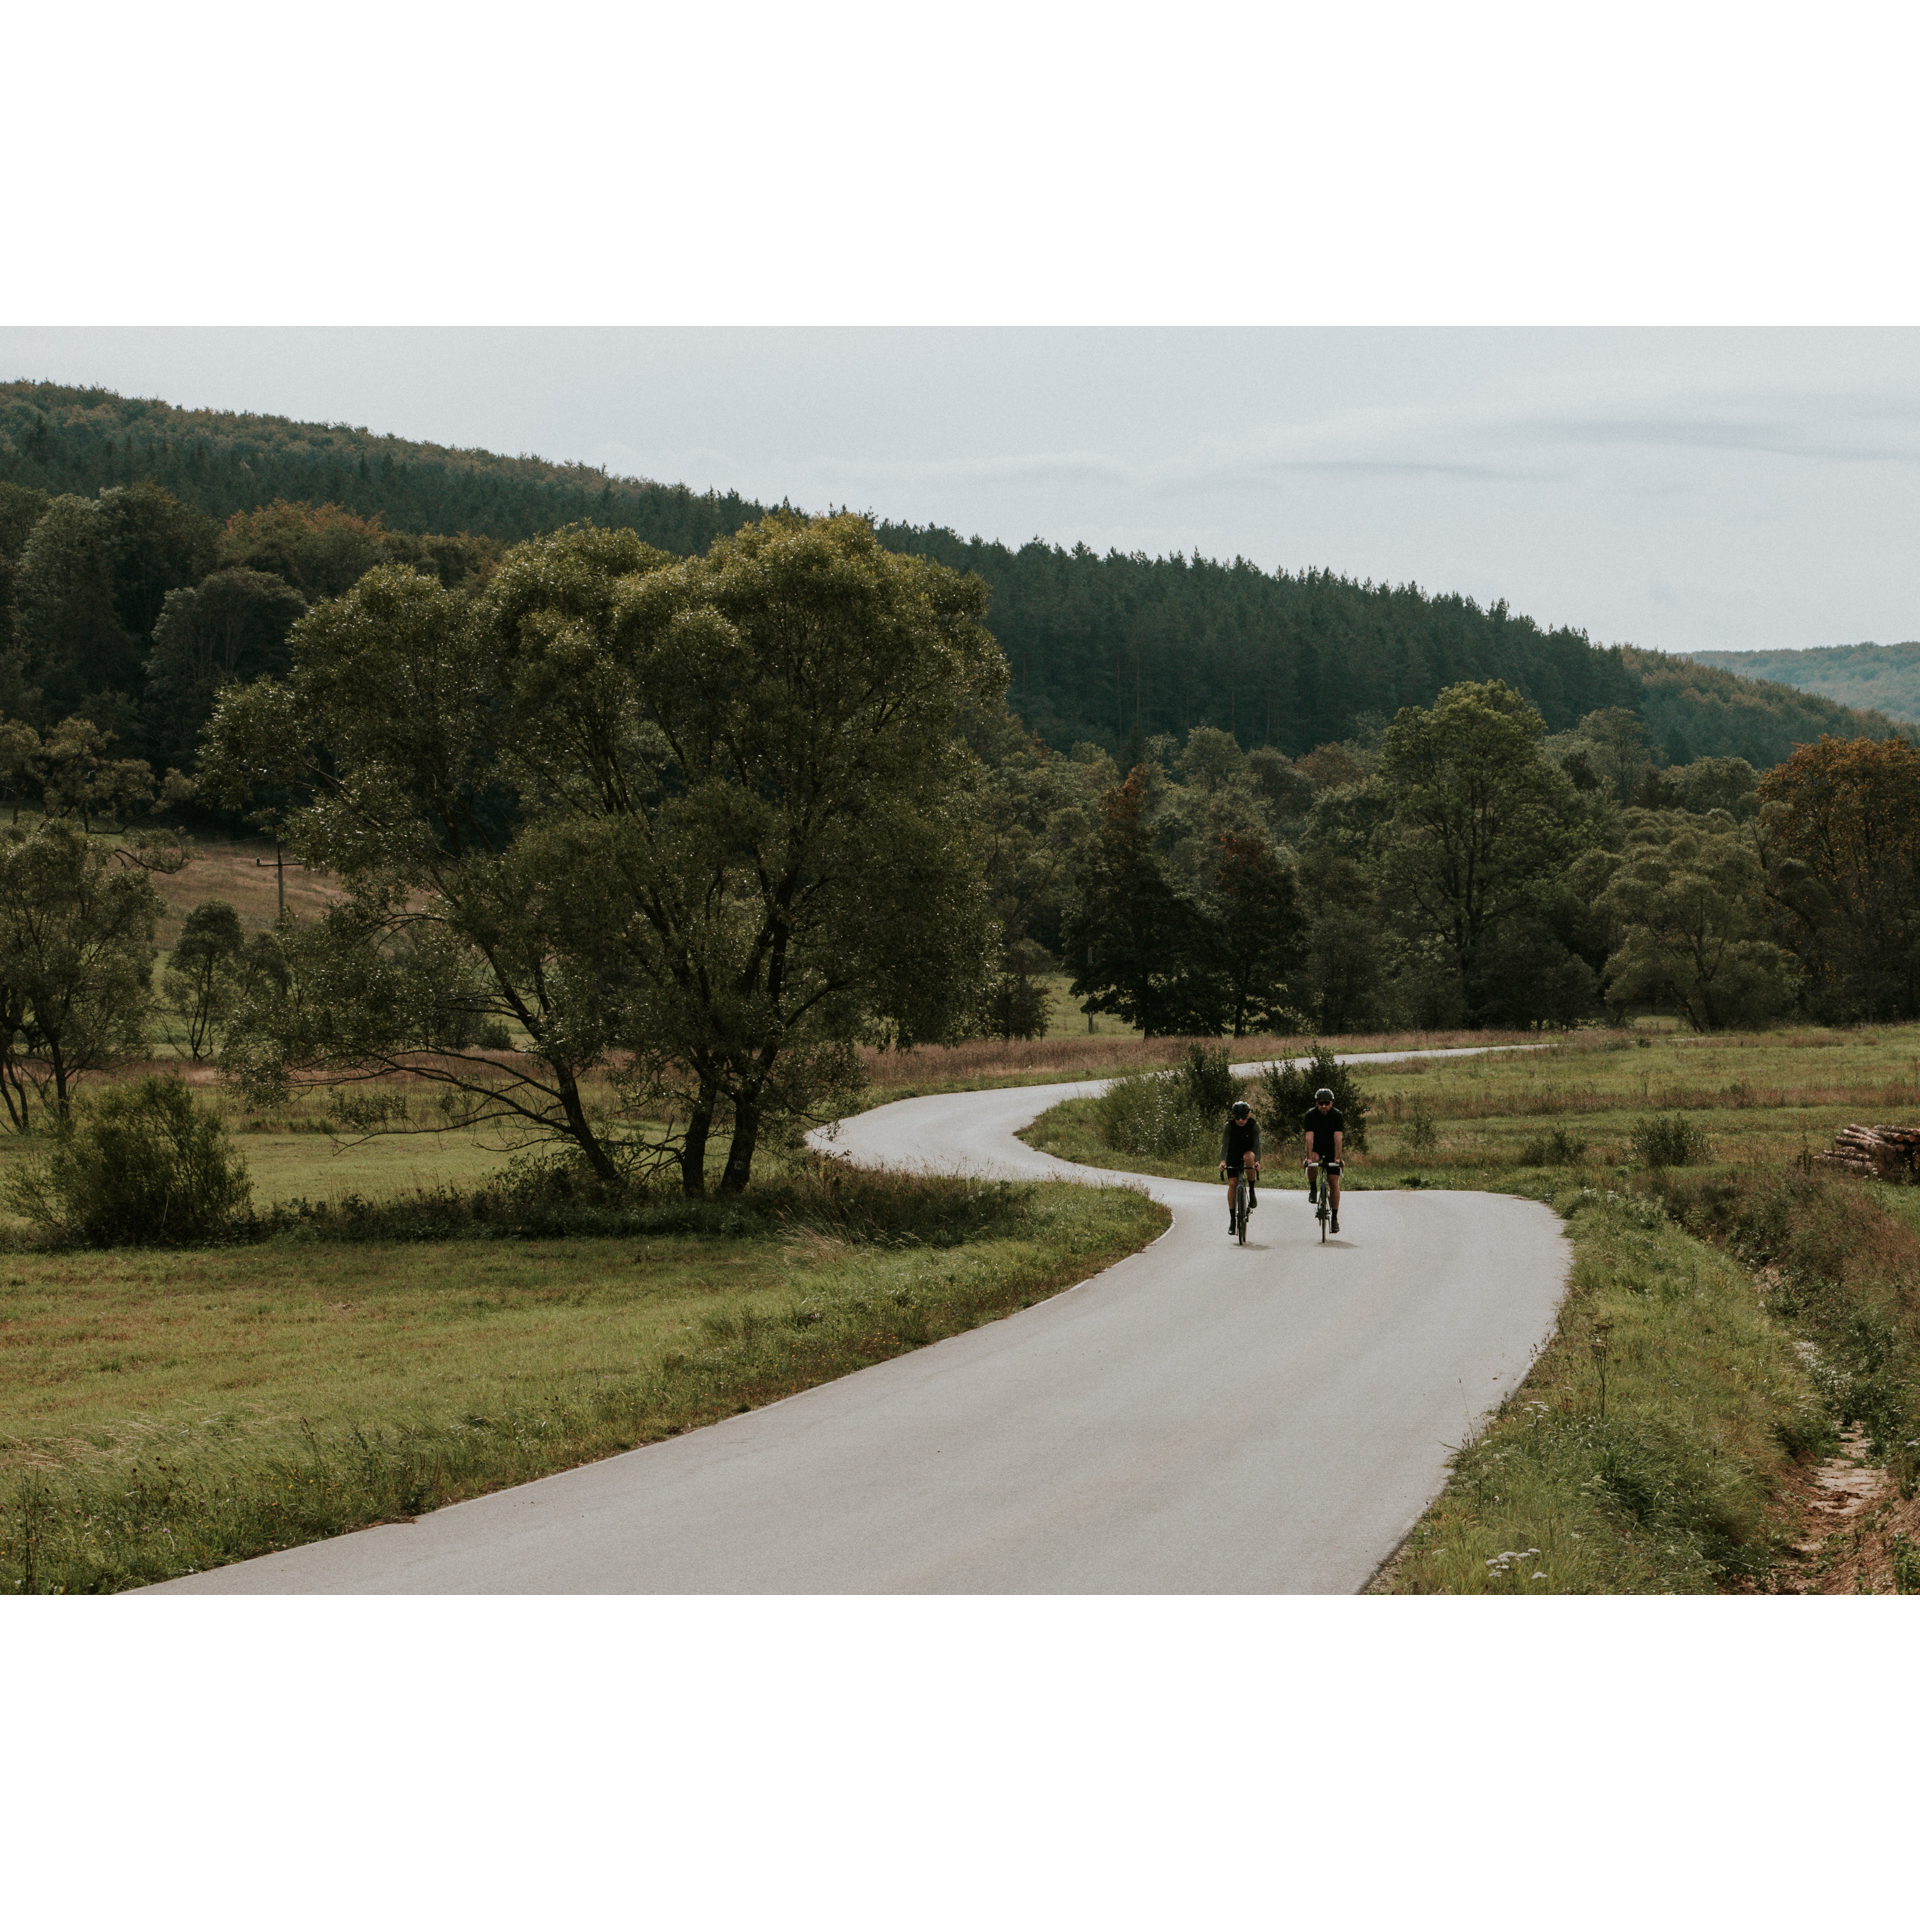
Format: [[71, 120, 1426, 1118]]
[[256, 838, 290, 919]]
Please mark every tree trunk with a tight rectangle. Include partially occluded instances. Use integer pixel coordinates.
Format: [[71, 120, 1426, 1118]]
[[681, 1089, 715, 1198], [719, 1093, 760, 1195], [553, 1063, 620, 1182]]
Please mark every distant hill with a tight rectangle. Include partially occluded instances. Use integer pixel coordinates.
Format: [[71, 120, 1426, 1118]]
[[3, 379, 1911, 768], [1684, 642, 1920, 728], [1626, 646, 1915, 763]]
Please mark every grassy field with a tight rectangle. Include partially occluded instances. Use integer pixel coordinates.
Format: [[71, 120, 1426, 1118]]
[[1020, 1026, 1920, 1188], [1022, 1024, 1920, 1593], [0, 1171, 1167, 1591]]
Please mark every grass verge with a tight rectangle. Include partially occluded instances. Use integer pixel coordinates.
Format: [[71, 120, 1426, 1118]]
[[0, 1173, 1167, 1593], [1377, 1180, 1825, 1593]]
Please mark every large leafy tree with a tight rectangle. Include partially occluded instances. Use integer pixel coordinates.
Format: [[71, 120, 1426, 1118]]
[[1593, 812, 1795, 1030], [1758, 735, 1920, 1021], [204, 513, 1004, 1194], [0, 821, 178, 1129], [1376, 680, 1588, 1018]]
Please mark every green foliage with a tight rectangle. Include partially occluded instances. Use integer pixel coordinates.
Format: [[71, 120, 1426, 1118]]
[[161, 900, 283, 1063], [1517, 1125, 1587, 1166], [206, 515, 1005, 1196], [144, 567, 306, 772], [1678, 1167, 1920, 1461], [1892, 1533, 1920, 1594], [1251, 1047, 1369, 1149], [1093, 1069, 1212, 1159], [1377, 681, 1592, 1023], [1180, 1040, 1236, 1114], [0, 820, 175, 1128], [1760, 736, 1920, 1024], [1629, 1113, 1709, 1168], [5, 1074, 252, 1246], [1592, 809, 1796, 1030]]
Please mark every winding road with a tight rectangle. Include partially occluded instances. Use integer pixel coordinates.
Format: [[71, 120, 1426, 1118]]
[[152, 1054, 1568, 1594]]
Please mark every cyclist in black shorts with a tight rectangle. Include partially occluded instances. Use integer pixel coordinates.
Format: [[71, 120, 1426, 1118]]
[[1220, 1098, 1261, 1237], [1304, 1088, 1344, 1234]]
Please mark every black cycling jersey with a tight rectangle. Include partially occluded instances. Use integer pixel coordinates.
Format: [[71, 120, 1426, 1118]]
[[1303, 1105, 1345, 1158], [1222, 1116, 1261, 1166]]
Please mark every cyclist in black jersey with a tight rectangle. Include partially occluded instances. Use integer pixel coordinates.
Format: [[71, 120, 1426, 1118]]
[[1219, 1099, 1261, 1238], [1304, 1089, 1344, 1234]]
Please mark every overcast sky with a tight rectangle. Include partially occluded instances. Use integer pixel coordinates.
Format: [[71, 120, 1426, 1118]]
[[6, 327, 1916, 657]]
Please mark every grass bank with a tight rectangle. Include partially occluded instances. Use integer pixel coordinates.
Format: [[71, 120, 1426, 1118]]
[[0, 1171, 1167, 1593]]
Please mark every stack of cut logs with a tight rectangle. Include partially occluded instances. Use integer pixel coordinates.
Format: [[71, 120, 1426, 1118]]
[[1816, 1123, 1920, 1180]]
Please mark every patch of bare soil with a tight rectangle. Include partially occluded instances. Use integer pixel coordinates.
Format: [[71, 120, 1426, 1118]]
[[1770, 1426, 1920, 1595]]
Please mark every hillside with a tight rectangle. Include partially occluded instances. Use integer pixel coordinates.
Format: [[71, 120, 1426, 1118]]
[[1625, 647, 1915, 763], [2, 378, 1909, 768], [0, 380, 762, 554], [1684, 642, 1920, 728]]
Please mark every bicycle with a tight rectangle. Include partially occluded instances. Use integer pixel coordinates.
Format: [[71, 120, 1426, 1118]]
[[1308, 1158, 1342, 1243], [1230, 1165, 1256, 1245]]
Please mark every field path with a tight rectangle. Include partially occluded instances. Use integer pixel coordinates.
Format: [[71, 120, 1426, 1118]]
[[151, 1052, 1567, 1594]]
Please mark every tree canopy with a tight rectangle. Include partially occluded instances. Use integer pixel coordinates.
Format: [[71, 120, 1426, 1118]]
[[205, 514, 1005, 1192]]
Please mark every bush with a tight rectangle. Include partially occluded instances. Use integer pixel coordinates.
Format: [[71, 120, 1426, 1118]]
[[1179, 1042, 1236, 1115], [1519, 1125, 1588, 1167], [1093, 1071, 1211, 1160], [6, 1076, 252, 1246], [1252, 1045, 1370, 1150], [1631, 1114, 1709, 1168]]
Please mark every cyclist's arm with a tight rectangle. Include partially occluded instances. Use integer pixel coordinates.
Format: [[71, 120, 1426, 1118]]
[[1303, 1128, 1315, 1163], [1333, 1129, 1344, 1162]]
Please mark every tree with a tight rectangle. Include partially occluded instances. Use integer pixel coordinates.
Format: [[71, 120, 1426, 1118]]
[[1064, 767, 1210, 1036], [1758, 736, 1920, 1022], [219, 500, 387, 600], [144, 567, 306, 771], [12, 485, 217, 719], [1377, 680, 1588, 1019], [0, 717, 39, 822], [0, 821, 179, 1129], [1595, 811, 1795, 1031], [1200, 830, 1306, 1036], [161, 900, 246, 1061], [14, 494, 127, 715], [205, 514, 1004, 1194], [33, 716, 154, 830]]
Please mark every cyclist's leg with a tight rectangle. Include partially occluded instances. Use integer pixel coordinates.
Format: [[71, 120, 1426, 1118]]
[[1329, 1164, 1342, 1229], [1306, 1154, 1319, 1204], [1226, 1172, 1239, 1233], [1243, 1150, 1258, 1206]]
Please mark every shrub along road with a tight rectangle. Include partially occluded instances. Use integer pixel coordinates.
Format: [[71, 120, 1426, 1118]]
[[151, 1050, 1568, 1593]]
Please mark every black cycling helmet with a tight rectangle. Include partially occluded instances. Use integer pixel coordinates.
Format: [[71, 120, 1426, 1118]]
[[1230, 1099, 1250, 1119], [1315, 1088, 1334, 1103]]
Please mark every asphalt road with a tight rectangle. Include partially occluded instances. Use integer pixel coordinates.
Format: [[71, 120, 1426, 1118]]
[[151, 1054, 1568, 1594]]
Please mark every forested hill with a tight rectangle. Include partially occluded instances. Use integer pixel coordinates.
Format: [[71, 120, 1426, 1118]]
[[1684, 642, 1920, 728], [0, 381, 763, 554], [877, 525, 1637, 756], [3, 378, 1909, 767]]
